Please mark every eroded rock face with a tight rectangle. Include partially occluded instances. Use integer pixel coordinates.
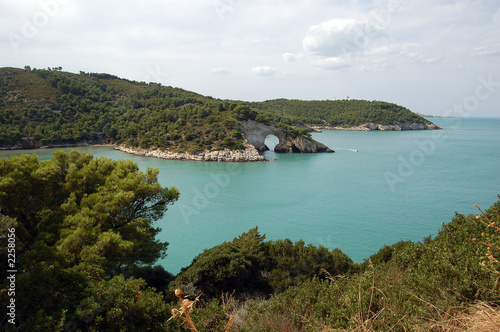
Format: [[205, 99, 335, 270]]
[[360, 122, 442, 131], [115, 142, 266, 162], [239, 120, 286, 152], [275, 135, 333, 153], [317, 122, 442, 131], [240, 120, 334, 153]]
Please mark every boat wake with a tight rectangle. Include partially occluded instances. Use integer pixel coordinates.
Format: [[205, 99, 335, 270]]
[[335, 147, 358, 152]]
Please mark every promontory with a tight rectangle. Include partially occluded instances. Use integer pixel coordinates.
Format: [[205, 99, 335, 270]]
[[0, 67, 440, 161]]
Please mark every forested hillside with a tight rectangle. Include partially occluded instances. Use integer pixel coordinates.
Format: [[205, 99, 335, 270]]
[[250, 98, 432, 128], [0, 67, 259, 151], [0, 151, 499, 330], [1, 67, 436, 152]]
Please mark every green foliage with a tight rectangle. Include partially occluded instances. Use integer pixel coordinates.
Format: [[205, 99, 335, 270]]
[[399, 209, 500, 305], [122, 265, 174, 292], [171, 227, 354, 299], [263, 239, 353, 292], [0, 115, 496, 331], [0, 68, 246, 151], [240, 199, 500, 331], [171, 227, 269, 298], [0, 151, 178, 330], [76, 275, 170, 331], [0, 67, 434, 153], [250, 98, 432, 127], [363, 240, 414, 267]]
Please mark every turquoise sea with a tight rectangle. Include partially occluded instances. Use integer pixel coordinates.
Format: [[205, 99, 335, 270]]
[[1, 117, 499, 274]]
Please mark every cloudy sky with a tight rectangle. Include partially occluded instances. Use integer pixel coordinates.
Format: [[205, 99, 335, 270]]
[[2, 0, 500, 117]]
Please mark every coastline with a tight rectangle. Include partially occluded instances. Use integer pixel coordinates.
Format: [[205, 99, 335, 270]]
[[0, 142, 267, 162], [311, 121, 442, 131], [114, 142, 267, 162], [0, 121, 441, 160]]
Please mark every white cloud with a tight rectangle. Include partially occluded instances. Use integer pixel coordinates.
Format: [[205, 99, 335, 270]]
[[303, 18, 383, 57], [1, 0, 499, 116], [472, 44, 500, 57], [211, 67, 231, 75], [314, 57, 350, 70], [251, 66, 277, 76], [283, 52, 304, 61], [365, 43, 442, 65]]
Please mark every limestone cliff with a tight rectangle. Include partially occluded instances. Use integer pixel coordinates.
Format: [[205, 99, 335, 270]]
[[314, 121, 442, 131], [115, 142, 266, 162], [240, 120, 334, 153], [275, 135, 333, 153]]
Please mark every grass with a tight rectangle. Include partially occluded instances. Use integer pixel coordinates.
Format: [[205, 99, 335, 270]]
[[416, 302, 500, 332]]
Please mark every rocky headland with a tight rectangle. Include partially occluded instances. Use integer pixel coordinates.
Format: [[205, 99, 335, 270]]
[[313, 121, 442, 131], [115, 141, 267, 162], [114, 120, 335, 162]]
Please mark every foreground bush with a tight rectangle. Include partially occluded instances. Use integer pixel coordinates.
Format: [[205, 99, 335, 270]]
[[237, 199, 500, 331], [0, 151, 179, 330], [170, 228, 355, 299]]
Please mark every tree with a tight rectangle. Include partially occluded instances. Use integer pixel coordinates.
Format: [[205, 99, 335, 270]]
[[0, 151, 179, 330], [171, 227, 269, 297], [75, 275, 170, 331]]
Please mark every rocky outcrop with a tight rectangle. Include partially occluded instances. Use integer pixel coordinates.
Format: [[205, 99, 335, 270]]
[[240, 120, 334, 153], [275, 135, 333, 153], [115, 142, 266, 162], [240, 120, 286, 152], [313, 122, 442, 131]]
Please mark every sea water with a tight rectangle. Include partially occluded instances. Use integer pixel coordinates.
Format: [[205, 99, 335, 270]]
[[1, 117, 499, 274]]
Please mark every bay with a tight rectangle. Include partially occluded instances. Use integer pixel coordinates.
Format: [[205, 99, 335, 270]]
[[1, 117, 499, 274]]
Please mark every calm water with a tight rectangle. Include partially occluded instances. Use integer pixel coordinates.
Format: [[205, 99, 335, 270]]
[[1, 117, 499, 273]]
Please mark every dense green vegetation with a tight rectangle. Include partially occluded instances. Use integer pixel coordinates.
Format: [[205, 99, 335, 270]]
[[0, 151, 179, 330], [243, 207, 500, 331], [250, 98, 432, 127], [1, 67, 434, 152], [0, 67, 255, 151], [1, 151, 498, 331], [169, 228, 354, 298]]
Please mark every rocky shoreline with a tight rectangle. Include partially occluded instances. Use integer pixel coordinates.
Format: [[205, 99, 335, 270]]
[[0, 141, 268, 162], [114, 142, 267, 162], [312, 121, 442, 131]]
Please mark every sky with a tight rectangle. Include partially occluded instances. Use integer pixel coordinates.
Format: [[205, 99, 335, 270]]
[[2, 0, 500, 117]]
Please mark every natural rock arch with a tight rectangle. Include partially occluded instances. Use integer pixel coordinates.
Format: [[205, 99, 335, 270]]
[[263, 134, 280, 151], [240, 120, 286, 152], [240, 120, 334, 153]]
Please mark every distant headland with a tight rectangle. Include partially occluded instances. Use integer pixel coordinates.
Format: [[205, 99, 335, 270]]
[[417, 112, 460, 119]]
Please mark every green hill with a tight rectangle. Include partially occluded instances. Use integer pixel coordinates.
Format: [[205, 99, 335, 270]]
[[0, 67, 437, 151], [250, 98, 433, 128], [0, 67, 249, 152]]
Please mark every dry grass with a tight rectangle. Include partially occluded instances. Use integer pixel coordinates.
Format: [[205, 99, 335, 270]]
[[415, 302, 500, 332], [319, 302, 499, 332], [168, 288, 234, 332]]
